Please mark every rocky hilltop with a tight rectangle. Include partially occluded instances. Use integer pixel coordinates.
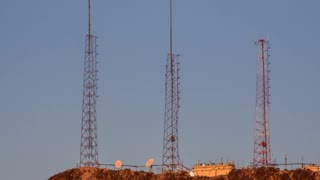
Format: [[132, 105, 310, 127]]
[[49, 167, 320, 180], [48, 168, 215, 180], [228, 167, 320, 180]]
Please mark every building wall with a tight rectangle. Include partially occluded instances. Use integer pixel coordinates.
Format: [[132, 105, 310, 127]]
[[193, 164, 234, 177], [305, 165, 320, 172]]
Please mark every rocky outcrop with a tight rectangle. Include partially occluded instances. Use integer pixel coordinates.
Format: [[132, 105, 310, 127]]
[[49, 167, 213, 180]]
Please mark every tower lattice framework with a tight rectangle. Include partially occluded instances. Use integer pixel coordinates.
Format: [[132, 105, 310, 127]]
[[80, 0, 99, 167], [162, 0, 182, 172], [253, 39, 271, 167]]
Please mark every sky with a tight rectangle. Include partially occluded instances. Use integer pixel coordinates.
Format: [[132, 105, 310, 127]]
[[1, 0, 320, 179]]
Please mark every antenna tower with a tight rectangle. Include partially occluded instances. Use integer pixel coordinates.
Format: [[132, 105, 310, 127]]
[[253, 39, 271, 167], [80, 0, 99, 167], [162, 0, 182, 172]]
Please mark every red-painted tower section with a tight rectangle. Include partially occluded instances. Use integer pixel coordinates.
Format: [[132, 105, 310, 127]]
[[162, 0, 182, 172], [80, 0, 99, 167], [253, 39, 271, 167]]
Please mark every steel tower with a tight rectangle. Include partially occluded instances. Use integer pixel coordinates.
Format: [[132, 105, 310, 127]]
[[162, 0, 182, 172], [80, 0, 99, 167], [253, 39, 271, 167]]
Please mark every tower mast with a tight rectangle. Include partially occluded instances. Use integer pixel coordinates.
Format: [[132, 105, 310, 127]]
[[162, 0, 182, 172], [253, 39, 271, 167], [80, 0, 99, 167]]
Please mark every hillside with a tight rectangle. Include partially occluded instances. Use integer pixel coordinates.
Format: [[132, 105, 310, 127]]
[[49, 167, 320, 180]]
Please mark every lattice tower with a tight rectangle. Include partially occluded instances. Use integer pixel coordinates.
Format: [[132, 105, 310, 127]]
[[162, 0, 182, 172], [253, 39, 271, 167], [80, 0, 99, 167]]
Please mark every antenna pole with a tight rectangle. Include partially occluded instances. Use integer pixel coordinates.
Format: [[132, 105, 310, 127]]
[[170, 0, 172, 59], [88, 0, 91, 36], [88, 0, 91, 54]]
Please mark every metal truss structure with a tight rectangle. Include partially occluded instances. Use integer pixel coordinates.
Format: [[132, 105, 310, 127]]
[[253, 39, 271, 167], [162, 0, 183, 172], [80, 0, 99, 167]]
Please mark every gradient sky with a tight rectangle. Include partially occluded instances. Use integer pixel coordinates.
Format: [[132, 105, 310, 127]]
[[1, 0, 320, 179]]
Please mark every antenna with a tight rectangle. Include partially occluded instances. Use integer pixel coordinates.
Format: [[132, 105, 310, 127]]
[[146, 158, 155, 173], [170, 0, 173, 59], [115, 160, 122, 169], [162, 0, 183, 172], [285, 153, 288, 169], [252, 39, 271, 167], [145, 158, 155, 168], [88, 0, 91, 36], [80, 0, 99, 167]]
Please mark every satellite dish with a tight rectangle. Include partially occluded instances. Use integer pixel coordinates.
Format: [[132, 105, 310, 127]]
[[115, 160, 122, 169], [145, 158, 155, 168], [189, 171, 195, 177]]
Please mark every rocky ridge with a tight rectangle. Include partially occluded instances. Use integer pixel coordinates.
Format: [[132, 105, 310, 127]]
[[49, 167, 320, 180]]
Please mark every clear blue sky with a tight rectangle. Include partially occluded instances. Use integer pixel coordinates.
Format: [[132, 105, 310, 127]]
[[1, 0, 319, 179]]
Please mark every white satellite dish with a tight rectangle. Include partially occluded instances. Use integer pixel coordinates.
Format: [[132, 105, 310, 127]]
[[189, 171, 195, 177], [145, 158, 155, 168], [115, 160, 122, 169]]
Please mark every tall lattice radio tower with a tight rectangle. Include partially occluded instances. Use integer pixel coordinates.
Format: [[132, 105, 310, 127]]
[[80, 0, 99, 167], [253, 39, 271, 167], [162, 0, 182, 172]]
